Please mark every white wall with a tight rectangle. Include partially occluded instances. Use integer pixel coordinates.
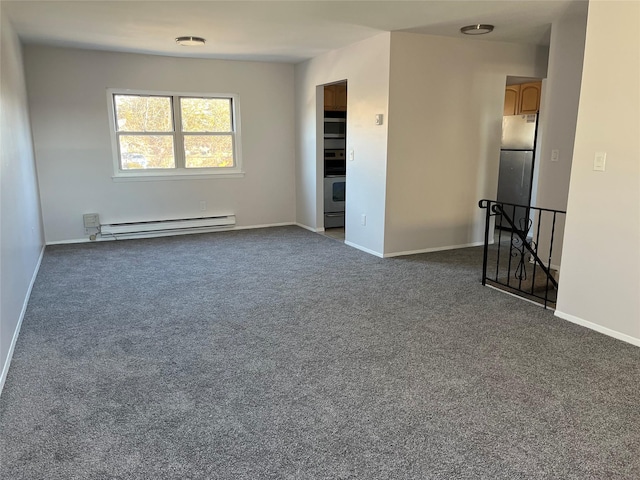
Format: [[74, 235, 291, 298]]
[[23, 46, 296, 243], [295, 33, 391, 256], [384, 33, 548, 255], [533, 4, 588, 267], [0, 16, 45, 393], [556, 1, 640, 343]]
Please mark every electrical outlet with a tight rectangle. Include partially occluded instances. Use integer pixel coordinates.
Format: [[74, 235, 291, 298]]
[[361, 214, 367, 226], [200, 201, 207, 211]]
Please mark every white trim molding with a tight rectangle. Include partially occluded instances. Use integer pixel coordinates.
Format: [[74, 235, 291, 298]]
[[555, 310, 640, 348], [234, 222, 295, 231], [46, 222, 298, 245], [0, 246, 45, 396], [112, 172, 245, 182], [344, 241, 384, 258], [46, 238, 93, 246], [295, 223, 324, 233], [383, 241, 484, 258]]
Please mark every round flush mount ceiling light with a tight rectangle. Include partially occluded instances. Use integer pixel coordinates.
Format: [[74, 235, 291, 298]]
[[175, 36, 206, 46], [460, 24, 495, 35]]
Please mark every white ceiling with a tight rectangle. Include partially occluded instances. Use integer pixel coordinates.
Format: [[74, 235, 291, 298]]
[[2, 0, 588, 63]]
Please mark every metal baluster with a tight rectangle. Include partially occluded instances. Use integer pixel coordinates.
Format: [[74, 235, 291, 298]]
[[531, 209, 542, 295], [506, 204, 516, 287], [481, 200, 491, 286], [544, 211, 558, 309], [495, 205, 503, 282], [517, 216, 526, 290]]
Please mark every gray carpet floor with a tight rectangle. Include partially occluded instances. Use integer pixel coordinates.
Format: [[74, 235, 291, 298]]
[[1, 226, 639, 479]]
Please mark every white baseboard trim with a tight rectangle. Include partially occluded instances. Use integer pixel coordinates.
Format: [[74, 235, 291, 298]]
[[46, 222, 299, 245], [46, 238, 91, 245], [0, 245, 45, 396], [555, 310, 640, 348], [49, 226, 236, 244], [295, 223, 323, 233], [233, 222, 295, 231], [344, 241, 384, 258], [383, 241, 484, 258]]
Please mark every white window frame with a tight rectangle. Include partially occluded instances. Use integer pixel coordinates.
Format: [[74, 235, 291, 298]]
[[107, 88, 244, 181]]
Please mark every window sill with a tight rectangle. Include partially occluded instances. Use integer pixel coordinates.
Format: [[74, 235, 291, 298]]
[[112, 171, 245, 182]]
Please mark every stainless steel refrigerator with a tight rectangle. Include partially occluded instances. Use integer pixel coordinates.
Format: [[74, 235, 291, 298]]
[[497, 114, 537, 231]]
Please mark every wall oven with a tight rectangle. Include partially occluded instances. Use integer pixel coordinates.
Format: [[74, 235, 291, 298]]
[[324, 149, 346, 176], [324, 175, 345, 228], [324, 118, 346, 138]]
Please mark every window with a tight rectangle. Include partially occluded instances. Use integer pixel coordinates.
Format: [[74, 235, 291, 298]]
[[108, 90, 242, 178]]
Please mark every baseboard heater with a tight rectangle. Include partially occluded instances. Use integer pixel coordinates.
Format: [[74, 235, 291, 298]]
[[100, 215, 236, 240]]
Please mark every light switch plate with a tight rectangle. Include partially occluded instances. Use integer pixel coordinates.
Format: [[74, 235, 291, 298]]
[[551, 149, 559, 162], [375, 114, 383, 125], [594, 151, 607, 171]]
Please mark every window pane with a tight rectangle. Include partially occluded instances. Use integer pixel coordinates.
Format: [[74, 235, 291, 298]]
[[184, 135, 234, 168], [181, 98, 232, 132], [118, 135, 175, 169], [114, 95, 172, 132]]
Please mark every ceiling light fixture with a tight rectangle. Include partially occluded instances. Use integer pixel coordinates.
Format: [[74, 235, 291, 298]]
[[175, 36, 206, 46], [460, 24, 494, 35]]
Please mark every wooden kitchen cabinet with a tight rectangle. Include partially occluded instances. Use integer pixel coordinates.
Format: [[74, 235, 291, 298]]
[[324, 85, 337, 111], [324, 82, 347, 112], [504, 81, 542, 115], [504, 85, 520, 115], [518, 82, 542, 114], [334, 83, 347, 111]]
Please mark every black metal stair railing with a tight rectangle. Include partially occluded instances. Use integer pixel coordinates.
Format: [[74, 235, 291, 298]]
[[478, 199, 566, 309]]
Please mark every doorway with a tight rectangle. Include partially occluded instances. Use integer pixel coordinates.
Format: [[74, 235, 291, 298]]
[[498, 76, 542, 233], [321, 81, 347, 242]]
